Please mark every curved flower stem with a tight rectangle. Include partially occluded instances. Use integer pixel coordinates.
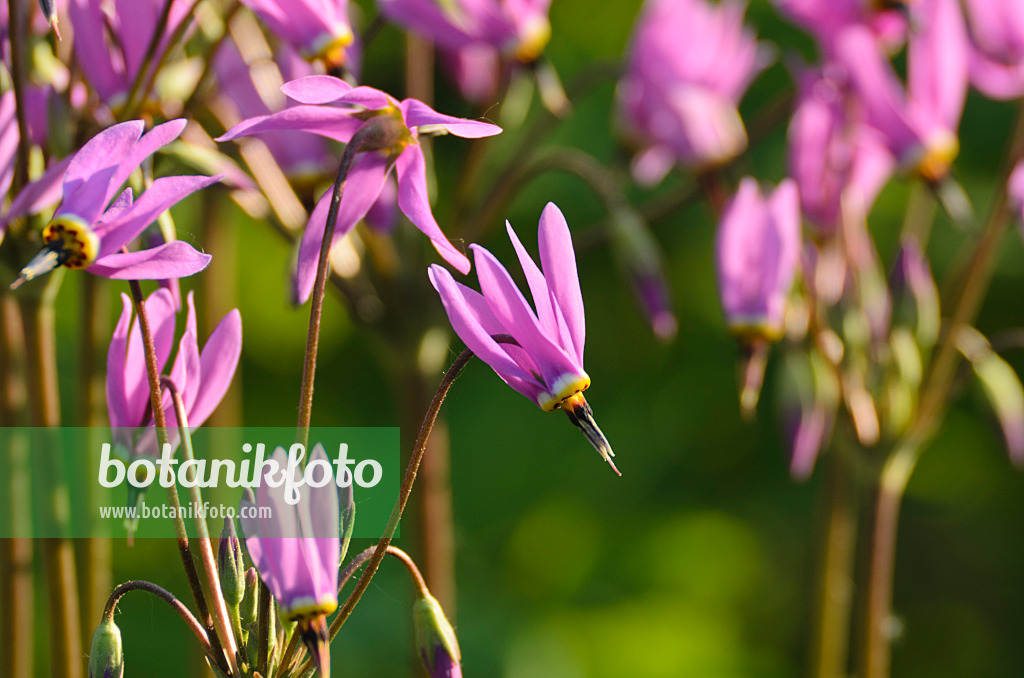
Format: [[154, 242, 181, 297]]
[[295, 128, 373, 447], [161, 377, 240, 675], [101, 580, 218, 666], [125, 280, 230, 675]]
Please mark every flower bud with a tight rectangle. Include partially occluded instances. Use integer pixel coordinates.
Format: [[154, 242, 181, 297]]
[[89, 619, 123, 678], [414, 593, 462, 678], [240, 567, 259, 629], [218, 517, 246, 607], [610, 207, 677, 342]]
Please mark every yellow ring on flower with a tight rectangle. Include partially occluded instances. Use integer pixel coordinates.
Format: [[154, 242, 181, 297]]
[[42, 215, 100, 269], [514, 18, 552, 63], [538, 372, 591, 412], [280, 596, 338, 623]]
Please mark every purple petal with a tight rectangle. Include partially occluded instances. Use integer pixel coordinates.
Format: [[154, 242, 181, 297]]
[[217, 106, 364, 144], [59, 121, 144, 223], [0, 156, 71, 230], [188, 309, 242, 429], [908, 0, 968, 132], [400, 98, 502, 138], [281, 75, 354, 104], [105, 119, 189, 207], [537, 203, 585, 363], [428, 265, 535, 385], [95, 174, 222, 257], [471, 244, 584, 390], [123, 289, 177, 429], [88, 241, 213, 280], [306, 444, 341, 576], [105, 294, 134, 429], [505, 220, 563, 345], [293, 152, 391, 304], [394, 145, 471, 274]]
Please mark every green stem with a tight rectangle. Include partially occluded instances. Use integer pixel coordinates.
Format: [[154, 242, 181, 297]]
[[810, 450, 859, 678], [161, 377, 240, 675]]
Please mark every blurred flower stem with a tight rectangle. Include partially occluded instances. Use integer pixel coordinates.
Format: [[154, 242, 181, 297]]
[[860, 105, 1024, 678], [161, 376, 240, 675], [0, 293, 33, 678], [74, 275, 113, 648], [810, 444, 859, 678], [125, 278, 232, 676], [18, 271, 84, 678]]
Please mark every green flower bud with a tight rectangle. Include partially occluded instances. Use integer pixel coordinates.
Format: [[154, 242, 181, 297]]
[[218, 517, 246, 607], [414, 593, 461, 678], [240, 567, 259, 628], [88, 619, 123, 678]]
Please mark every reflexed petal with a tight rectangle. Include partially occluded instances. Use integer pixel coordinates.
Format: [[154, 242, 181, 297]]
[[471, 244, 583, 388], [282, 75, 354, 104], [395, 145, 471, 274], [0, 156, 71, 230], [216, 106, 364, 144], [61, 122, 143, 219], [106, 119, 189, 207], [105, 294, 134, 429], [537, 203, 585, 362], [96, 175, 222, 256], [188, 309, 242, 429], [88, 241, 213, 280], [401, 99, 502, 138], [123, 289, 178, 429]]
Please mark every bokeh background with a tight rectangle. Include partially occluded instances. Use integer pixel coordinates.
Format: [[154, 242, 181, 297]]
[[33, 0, 1024, 676]]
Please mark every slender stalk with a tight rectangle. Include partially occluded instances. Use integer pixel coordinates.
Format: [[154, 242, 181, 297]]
[[101, 580, 218, 665], [119, 0, 197, 118], [296, 127, 376, 446], [386, 546, 430, 596], [810, 450, 859, 678], [256, 580, 272, 675], [75, 275, 113, 644], [858, 105, 1024, 678], [125, 280, 231, 675], [161, 377, 241, 675], [7, 0, 31, 192], [0, 294, 32, 678], [19, 276, 84, 678]]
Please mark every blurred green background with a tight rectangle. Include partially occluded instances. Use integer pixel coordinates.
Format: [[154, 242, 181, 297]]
[[34, 0, 1024, 676]]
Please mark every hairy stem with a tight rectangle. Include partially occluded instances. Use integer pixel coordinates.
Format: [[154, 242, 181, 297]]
[[125, 280, 231, 675], [162, 377, 240, 675], [102, 580, 217, 665]]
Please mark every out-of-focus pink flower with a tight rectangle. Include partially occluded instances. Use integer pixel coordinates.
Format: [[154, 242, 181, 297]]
[[217, 76, 501, 303], [787, 69, 894, 231], [241, 443, 339, 678], [380, 0, 552, 104], [429, 203, 619, 474], [69, 0, 194, 106], [617, 0, 770, 185], [963, 0, 1024, 99], [715, 177, 801, 340], [239, 0, 354, 66], [213, 41, 335, 181], [836, 0, 968, 182], [11, 120, 220, 289], [774, 0, 907, 54]]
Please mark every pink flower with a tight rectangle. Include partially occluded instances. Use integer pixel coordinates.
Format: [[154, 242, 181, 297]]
[[241, 443, 339, 678], [715, 178, 801, 340], [774, 0, 907, 55], [69, 0, 194, 105], [787, 69, 894, 231], [963, 0, 1024, 99], [835, 0, 969, 181], [238, 0, 355, 65], [617, 0, 770, 184], [428, 203, 619, 474], [217, 76, 501, 303], [12, 120, 221, 288]]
